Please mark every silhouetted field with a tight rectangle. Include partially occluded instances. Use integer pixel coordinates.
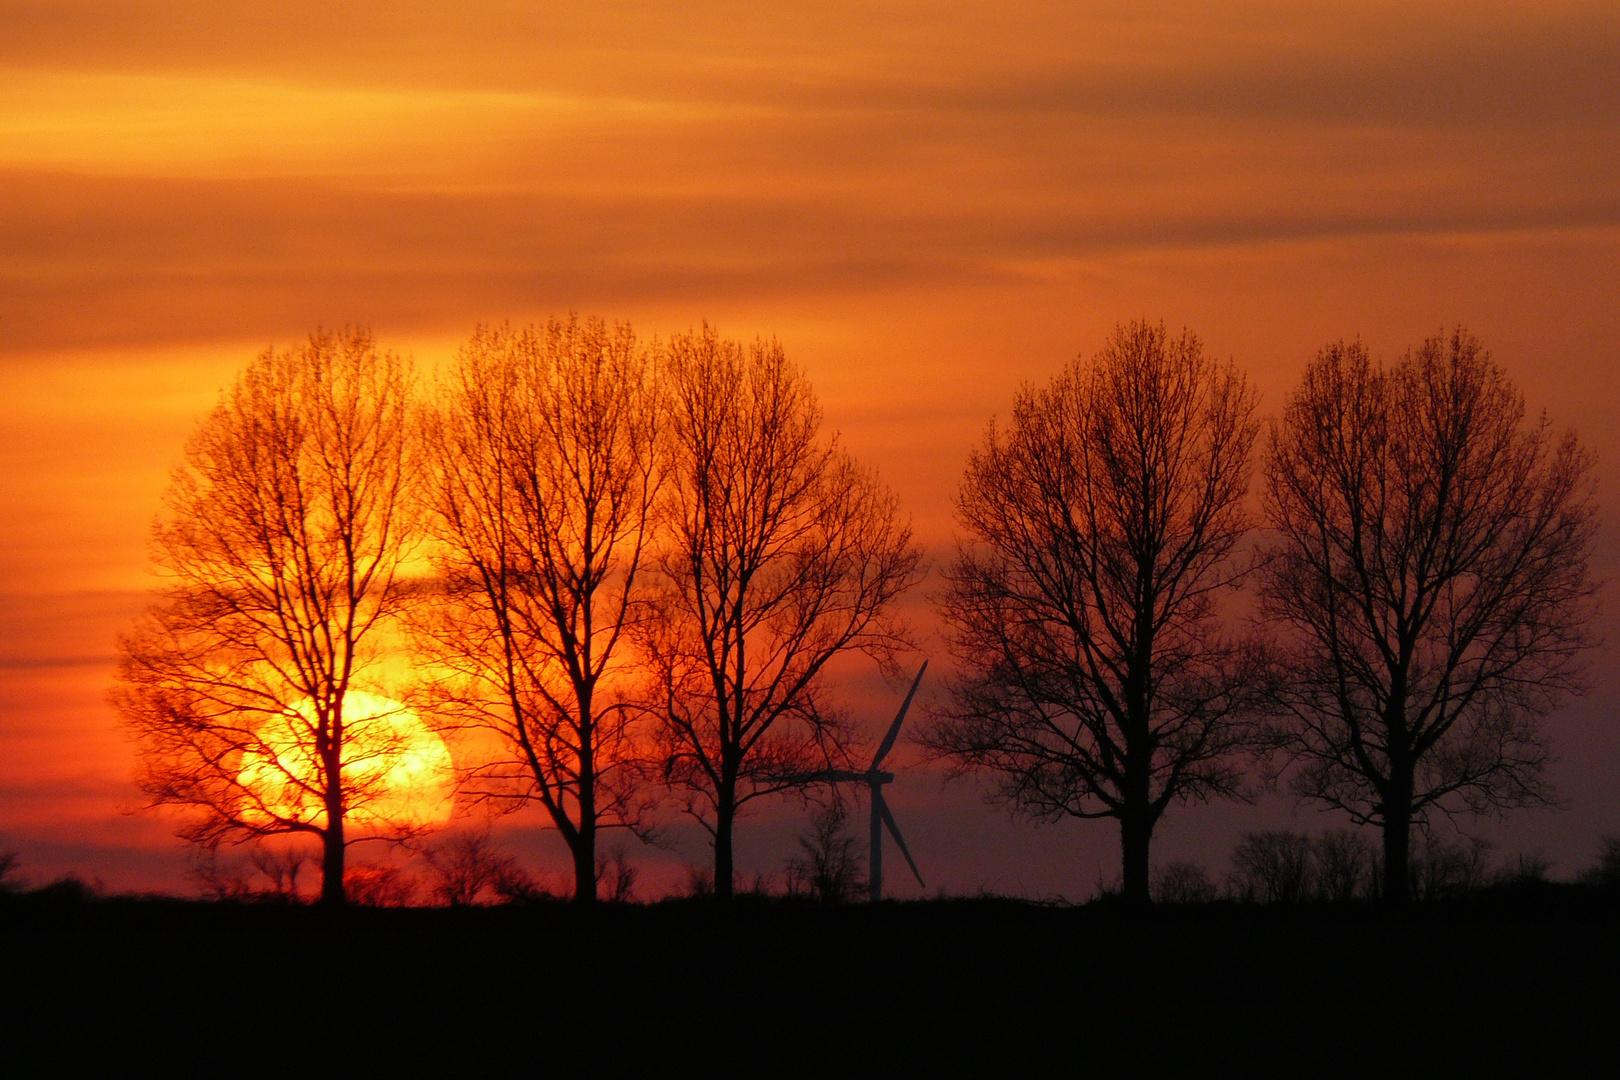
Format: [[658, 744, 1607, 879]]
[[4, 888, 1616, 1074]]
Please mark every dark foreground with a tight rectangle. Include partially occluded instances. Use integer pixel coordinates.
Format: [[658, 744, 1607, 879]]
[[4, 888, 1616, 1076]]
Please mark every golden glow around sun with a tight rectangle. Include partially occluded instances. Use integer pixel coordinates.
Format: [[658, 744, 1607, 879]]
[[236, 691, 454, 832]]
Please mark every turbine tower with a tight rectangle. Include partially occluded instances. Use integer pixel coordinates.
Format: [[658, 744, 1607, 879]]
[[801, 661, 928, 901]]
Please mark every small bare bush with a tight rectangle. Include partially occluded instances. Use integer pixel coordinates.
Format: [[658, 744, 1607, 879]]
[[345, 863, 417, 907], [1403, 835, 1493, 900], [189, 847, 255, 900], [421, 829, 520, 906], [248, 845, 310, 901], [739, 871, 777, 897], [681, 864, 715, 898], [491, 863, 551, 904], [596, 840, 639, 903], [1494, 851, 1552, 888], [1313, 830, 1374, 903], [1229, 831, 1315, 903], [1579, 835, 1620, 889], [784, 804, 864, 904], [1154, 861, 1218, 904]]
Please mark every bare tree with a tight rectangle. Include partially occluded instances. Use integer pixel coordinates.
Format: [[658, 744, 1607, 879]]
[[1313, 829, 1374, 902], [784, 802, 865, 903], [343, 862, 419, 907], [1409, 834, 1494, 899], [1228, 830, 1316, 903], [248, 844, 311, 901], [1261, 328, 1598, 903], [1152, 861, 1219, 904], [596, 839, 639, 902], [419, 827, 519, 906], [418, 317, 660, 904], [187, 847, 255, 901], [1578, 836, 1620, 890], [923, 320, 1262, 905], [112, 329, 422, 905], [640, 325, 924, 899]]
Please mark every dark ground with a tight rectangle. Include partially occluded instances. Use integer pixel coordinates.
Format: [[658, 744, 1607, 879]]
[[3, 887, 1615, 1076]]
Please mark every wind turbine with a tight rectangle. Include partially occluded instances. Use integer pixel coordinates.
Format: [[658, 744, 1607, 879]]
[[799, 661, 928, 902]]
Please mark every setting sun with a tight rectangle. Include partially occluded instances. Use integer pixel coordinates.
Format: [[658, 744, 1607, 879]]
[[236, 692, 454, 832]]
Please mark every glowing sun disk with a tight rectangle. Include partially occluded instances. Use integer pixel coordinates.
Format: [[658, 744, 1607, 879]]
[[236, 691, 454, 831]]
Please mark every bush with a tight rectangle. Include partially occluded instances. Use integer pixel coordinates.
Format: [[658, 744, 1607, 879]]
[[1406, 835, 1493, 900], [1153, 861, 1218, 904], [248, 845, 311, 901], [1313, 830, 1374, 903], [784, 804, 864, 903], [680, 864, 715, 898], [344, 863, 418, 907], [1493, 851, 1552, 889], [31, 874, 99, 904], [597, 840, 638, 903], [189, 847, 255, 900], [1229, 831, 1315, 903], [421, 829, 518, 906], [1578, 835, 1620, 889]]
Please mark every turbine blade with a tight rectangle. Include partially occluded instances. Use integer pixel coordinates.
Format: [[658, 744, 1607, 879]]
[[874, 790, 925, 889], [870, 660, 929, 770]]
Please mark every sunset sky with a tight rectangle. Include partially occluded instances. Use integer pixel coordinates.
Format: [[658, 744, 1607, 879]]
[[2, 0, 1618, 896]]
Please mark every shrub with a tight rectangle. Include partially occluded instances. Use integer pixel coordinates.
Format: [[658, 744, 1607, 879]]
[[784, 804, 865, 903], [1405, 835, 1493, 900], [1229, 831, 1315, 903], [344, 863, 417, 907], [1313, 829, 1374, 902], [1154, 861, 1218, 904], [1578, 835, 1620, 889]]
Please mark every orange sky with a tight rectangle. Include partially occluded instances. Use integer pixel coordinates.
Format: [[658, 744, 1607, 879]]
[[3, 0, 1618, 896]]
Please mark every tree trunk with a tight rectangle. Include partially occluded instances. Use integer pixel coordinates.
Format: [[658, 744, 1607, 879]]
[[1381, 780, 1414, 906], [714, 780, 736, 901], [320, 744, 346, 906], [573, 754, 597, 905], [320, 821, 345, 906], [1119, 740, 1154, 904], [572, 825, 597, 905], [1119, 810, 1152, 905]]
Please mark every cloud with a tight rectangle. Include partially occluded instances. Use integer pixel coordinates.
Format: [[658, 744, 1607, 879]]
[[0, 590, 144, 670], [1, 2, 1614, 355], [0, 655, 112, 671], [1, 0, 1615, 131], [3, 158, 1618, 355]]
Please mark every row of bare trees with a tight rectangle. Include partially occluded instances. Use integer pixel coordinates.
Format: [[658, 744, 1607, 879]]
[[1154, 828, 1497, 905], [115, 320, 922, 905], [416, 320, 921, 900], [923, 322, 1598, 905], [114, 317, 1597, 907]]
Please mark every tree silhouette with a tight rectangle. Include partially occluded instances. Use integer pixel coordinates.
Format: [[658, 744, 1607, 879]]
[[784, 802, 865, 903], [923, 320, 1262, 905], [419, 828, 521, 906], [418, 318, 660, 903], [112, 329, 422, 905], [1228, 831, 1316, 903], [639, 325, 923, 899], [1260, 328, 1599, 903]]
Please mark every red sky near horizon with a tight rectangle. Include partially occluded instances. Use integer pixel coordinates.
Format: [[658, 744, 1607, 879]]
[[2, 0, 1618, 897]]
